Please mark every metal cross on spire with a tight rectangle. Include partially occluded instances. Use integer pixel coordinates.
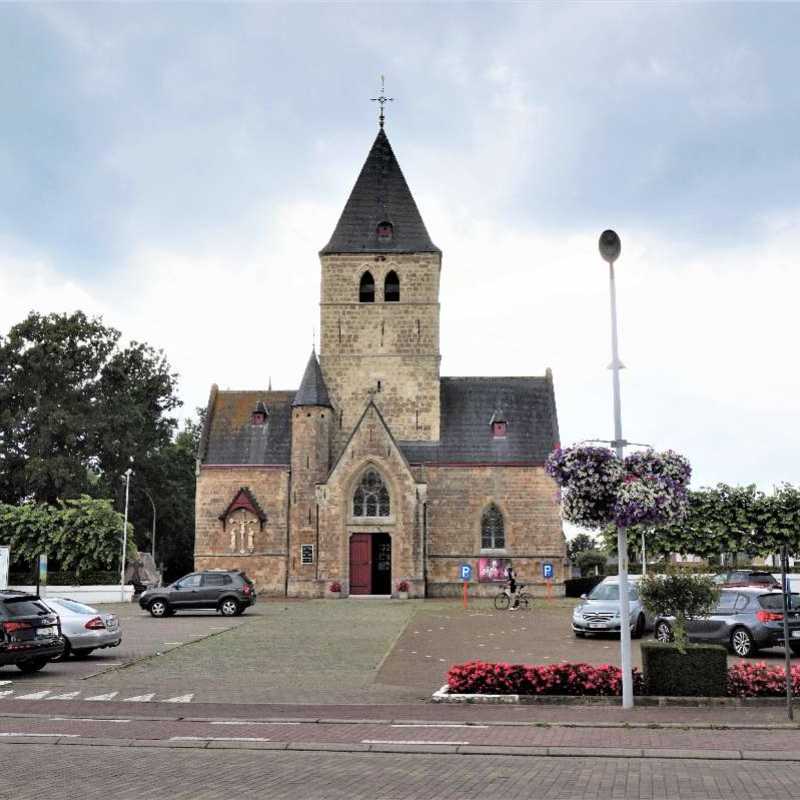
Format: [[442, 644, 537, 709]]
[[371, 75, 394, 129]]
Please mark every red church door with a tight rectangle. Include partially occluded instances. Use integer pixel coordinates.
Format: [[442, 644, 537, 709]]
[[350, 534, 372, 595]]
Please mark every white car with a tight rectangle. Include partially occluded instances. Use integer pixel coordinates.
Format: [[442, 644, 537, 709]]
[[42, 597, 121, 660]]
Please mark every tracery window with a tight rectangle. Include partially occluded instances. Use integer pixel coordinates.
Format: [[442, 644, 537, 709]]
[[353, 469, 390, 517], [481, 503, 505, 549]]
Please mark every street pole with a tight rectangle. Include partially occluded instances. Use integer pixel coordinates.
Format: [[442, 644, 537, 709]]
[[142, 489, 157, 569], [781, 543, 793, 720], [641, 531, 647, 576], [120, 467, 133, 602], [600, 229, 634, 710]]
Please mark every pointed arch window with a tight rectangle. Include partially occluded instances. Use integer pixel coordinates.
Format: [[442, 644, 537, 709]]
[[384, 270, 400, 302], [353, 468, 390, 517], [359, 271, 375, 303], [481, 503, 505, 549]]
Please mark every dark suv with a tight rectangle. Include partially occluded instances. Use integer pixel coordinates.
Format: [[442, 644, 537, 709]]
[[139, 570, 256, 618], [0, 591, 64, 673]]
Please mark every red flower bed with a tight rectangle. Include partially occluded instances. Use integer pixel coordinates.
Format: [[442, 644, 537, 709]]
[[447, 660, 644, 696], [727, 661, 800, 698]]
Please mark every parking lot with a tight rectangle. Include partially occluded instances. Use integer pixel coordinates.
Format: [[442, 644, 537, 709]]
[[2, 597, 798, 705]]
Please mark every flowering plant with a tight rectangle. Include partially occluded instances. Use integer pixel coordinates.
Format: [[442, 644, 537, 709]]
[[397, 580, 409, 592], [726, 662, 800, 697], [328, 581, 342, 593], [546, 445, 690, 530]]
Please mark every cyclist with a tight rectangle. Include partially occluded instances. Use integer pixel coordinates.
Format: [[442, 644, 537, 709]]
[[505, 564, 519, 611]]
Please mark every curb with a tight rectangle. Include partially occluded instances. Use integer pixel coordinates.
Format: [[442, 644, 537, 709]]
[[432, 685, 800, 708], [0, 736, 799, 761]]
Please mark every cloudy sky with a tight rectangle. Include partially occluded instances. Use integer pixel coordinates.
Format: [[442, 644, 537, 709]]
[[1, 3, 798, 495]]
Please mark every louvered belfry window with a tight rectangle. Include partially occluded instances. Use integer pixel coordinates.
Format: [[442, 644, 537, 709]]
[[359, 271, 375, 303], [481, 504, 505, 549], [353, 469, 390, 517]]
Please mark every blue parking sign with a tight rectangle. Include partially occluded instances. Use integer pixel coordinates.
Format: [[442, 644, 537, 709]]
[[542, 562, 554, 580], [460, 564, 472, 581]]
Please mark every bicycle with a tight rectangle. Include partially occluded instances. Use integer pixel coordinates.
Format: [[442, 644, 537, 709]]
[[494, 584, 532, 611]]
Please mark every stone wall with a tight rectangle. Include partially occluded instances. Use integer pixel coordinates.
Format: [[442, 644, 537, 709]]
[[423, 465, 567, 597], [319, 252, 441, 449], [195, 466, 289, 595]]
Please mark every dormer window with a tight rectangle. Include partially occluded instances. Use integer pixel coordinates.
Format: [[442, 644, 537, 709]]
[[490, 408, 507, 438], [376, 220, 393, 243], [252, 400, 268, 425]]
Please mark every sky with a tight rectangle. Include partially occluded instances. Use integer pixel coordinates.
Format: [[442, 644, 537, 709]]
[[1, 3, 798, 501]]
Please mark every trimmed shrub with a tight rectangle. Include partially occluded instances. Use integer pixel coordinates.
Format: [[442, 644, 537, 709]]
[[641, 640, 727, 697], [447, 660, 644, 696], [564, 576, 604, 598], [9, 570, 119, 586]]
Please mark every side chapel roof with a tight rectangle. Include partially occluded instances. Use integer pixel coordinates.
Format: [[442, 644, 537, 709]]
[[292, 351, 332, 408]]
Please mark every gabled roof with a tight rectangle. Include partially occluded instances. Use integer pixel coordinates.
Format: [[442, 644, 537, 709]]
[[218, 487, 268, 529], [292, 351, 332, 408], [320, 128, 440, 255], [399, 375, 560, 465], [202, 390, 294, 465]]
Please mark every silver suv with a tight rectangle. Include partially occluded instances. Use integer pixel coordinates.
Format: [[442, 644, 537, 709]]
[[572, 576, 652, 639]]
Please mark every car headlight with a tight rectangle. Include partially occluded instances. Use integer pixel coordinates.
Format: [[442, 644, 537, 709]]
[[572, 607, 583, 619]]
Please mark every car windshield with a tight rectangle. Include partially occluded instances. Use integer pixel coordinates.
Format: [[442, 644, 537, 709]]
[[587, 584, 637, 601], [759, 593, 800, 610], [52, 599, 98, 615]]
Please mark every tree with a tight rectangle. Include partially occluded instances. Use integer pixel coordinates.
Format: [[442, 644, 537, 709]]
[[638, 572, 720, 653], [0, 312, 180, 505], [567, 532, 596, 562], [577, 549, 606, 577]]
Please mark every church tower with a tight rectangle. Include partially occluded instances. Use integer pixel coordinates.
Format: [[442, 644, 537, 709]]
[[318, 127, 442, 451]]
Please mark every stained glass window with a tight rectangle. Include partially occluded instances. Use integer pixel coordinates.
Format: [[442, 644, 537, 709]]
[[481, 504, 505, 549], [353, 469, 390, 517]]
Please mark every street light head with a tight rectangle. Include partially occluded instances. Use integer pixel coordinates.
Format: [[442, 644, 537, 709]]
[[599, 229, 621, 264]]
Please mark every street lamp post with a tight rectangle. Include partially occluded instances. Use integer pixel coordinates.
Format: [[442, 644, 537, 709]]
[[599, 229, 634, 710], [121, 467, 133, 603], [142, 488, 157, 570]]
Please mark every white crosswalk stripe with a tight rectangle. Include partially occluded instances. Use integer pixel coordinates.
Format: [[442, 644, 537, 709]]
[[0, 688, 196, 703], [85, 692, 119, 701], [122, 693, 155, 702], [0, 691, 14, 699], [48, 691, 81, 700], [163, 694, 194, 703], [16, 690, 50, 700]]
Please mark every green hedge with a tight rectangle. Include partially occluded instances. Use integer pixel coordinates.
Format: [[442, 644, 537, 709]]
[[641, 640, 728, 697], [8, 571, 118, 586]]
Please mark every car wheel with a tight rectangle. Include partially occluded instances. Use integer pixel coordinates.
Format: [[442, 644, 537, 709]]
[[51, 638, 71, 662], [148, 599, 169, 618], [16, 657, 49, 674], [731, 627, 756, 657], [72, 648, 95, 659], [219, 598, 239, 617], [655, 621, 673, 643], [631, 614, 645, 640]]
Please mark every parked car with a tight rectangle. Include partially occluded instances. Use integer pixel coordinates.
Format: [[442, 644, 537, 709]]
[[713, 570, 780, 589], [654, 588, 800, 657], [139, 570, 256, 618], [0, 591, 64, 673], [41, 598, 121, 660], [571, 576, 652, 639]]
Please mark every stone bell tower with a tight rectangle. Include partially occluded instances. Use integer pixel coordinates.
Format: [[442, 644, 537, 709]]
[[318, 125, 442, 452]]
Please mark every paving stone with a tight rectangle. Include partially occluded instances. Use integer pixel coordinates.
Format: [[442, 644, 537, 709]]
[[207, 740, 288, 750], [641, 747, 741, 759]]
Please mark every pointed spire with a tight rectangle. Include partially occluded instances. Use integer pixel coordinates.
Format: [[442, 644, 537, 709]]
[[320, 129, 440, 255], [292, 350, 332, 408]]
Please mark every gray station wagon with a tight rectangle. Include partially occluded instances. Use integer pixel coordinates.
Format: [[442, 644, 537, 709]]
[[654, 588, 800, 657]]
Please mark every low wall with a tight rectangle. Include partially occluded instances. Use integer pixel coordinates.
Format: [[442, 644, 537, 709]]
[[9, 585, 136, 604]]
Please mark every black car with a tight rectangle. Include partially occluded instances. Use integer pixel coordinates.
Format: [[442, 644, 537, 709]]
[[139, 570, 256, 618], [0, 591, 64, 673]]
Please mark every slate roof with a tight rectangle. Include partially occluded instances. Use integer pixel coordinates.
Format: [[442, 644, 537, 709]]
[[399, 376, 559, 465], [292, 351, 332, 408], [201, 390, 294, 466], [320, 128, 440, 255]]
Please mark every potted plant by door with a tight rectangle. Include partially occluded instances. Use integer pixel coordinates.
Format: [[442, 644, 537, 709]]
[[327, 581, 342, 599], [397, 580, 409, 600]]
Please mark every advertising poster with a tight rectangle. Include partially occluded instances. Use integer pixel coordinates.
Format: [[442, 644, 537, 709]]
[[477, 557, 511, 583]]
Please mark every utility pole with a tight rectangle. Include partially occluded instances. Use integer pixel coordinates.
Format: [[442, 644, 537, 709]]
[[120, 466, 133, 602]]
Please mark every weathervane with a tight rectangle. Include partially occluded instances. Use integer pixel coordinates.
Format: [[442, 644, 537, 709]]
[[371, 75, 394, 129]]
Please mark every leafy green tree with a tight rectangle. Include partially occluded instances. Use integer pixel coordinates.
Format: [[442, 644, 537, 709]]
[[577, 550, 606, 577], [639, 572, 720, 653], [567, 532, 596, 562]]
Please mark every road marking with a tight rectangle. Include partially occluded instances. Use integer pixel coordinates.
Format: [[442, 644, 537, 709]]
[[48, 692, 81, 700], [163, 694, 193, 703], [170, 736, 271, 742], [163, 642, 184, 646], [0, 732, 80, 738], [391, 724, 488, 729], [85, 692, 119, 701], [0, 691, 14, 699], [0, 681, 12, 686], [51, 717, 130, 723], [363, 739, 470, 746], [123, 693, 155, 702], [211, 721, 299, 726], [16, 690, 50, 700]]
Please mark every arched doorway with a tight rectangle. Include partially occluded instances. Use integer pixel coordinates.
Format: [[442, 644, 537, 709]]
[[349, 469, 392, 595]]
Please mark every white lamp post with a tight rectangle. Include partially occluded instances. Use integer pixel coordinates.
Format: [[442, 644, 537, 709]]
[[599, 229, 634, 710], [120, 466, 133, 602]]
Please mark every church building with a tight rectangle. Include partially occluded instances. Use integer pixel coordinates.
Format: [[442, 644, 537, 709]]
[[194, 119, 567, 597]]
